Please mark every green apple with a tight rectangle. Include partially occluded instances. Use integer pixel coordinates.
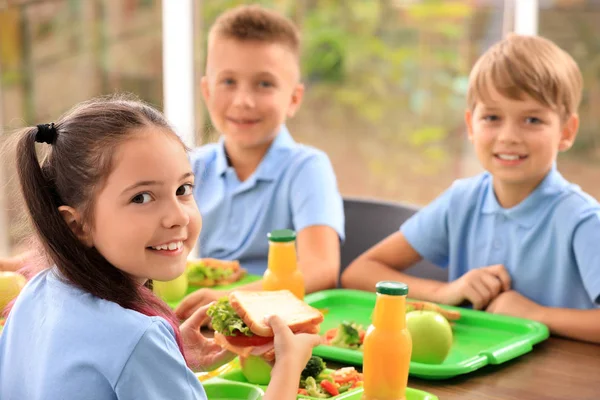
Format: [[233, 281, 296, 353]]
[[406, 310, 453, 364], [240, 355, 272, 385], [0, 272, 27, 311], [153, 273, 188, 302]]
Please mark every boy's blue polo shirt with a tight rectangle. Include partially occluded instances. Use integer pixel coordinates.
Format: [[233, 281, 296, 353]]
[[401, 166, 600, 309], [190, 125, 345, 276]]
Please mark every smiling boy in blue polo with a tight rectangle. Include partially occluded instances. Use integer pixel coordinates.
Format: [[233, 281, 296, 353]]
[[342, 34, 600, 344], [175, 6, 344, 319]]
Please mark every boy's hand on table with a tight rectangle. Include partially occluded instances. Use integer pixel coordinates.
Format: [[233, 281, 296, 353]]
[[434, 264, 512, 310], [486, 290, 543, 321]]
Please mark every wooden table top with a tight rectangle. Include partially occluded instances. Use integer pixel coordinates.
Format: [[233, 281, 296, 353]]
[[393, 337, 600, 400]]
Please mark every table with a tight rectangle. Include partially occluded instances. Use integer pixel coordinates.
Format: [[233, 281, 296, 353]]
[[349, 337, 600, 400]]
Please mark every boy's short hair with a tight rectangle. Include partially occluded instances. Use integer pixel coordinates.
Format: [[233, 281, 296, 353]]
[[467, 34, 583, 119], [208, 5, 300, 59]]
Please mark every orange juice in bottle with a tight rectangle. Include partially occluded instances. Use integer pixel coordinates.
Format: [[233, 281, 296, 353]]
[[362, 281, 412, 400], [262, 229, 305, 299]]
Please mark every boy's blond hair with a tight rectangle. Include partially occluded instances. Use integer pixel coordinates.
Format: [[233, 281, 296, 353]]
[[208, 5, 300, 59], [467, 34, 583, 119]]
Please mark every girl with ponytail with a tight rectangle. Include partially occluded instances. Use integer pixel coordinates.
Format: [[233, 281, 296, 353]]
[[0, 95, 230, 399]]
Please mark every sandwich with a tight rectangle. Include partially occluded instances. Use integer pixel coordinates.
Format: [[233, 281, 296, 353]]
[[186, 258, 246, 287], [207, 290, 324, 362]]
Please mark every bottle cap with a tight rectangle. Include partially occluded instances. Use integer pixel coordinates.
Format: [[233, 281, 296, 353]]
[[267, 229, 296, 243], [375, 281, 408, 296]]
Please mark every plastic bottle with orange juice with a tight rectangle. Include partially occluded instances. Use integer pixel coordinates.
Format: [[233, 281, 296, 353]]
[[362, 281, 412, 400], [262, 229, 305, 300]]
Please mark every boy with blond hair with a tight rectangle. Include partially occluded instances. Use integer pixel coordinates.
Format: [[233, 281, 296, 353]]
[[175, 5, 344, 319], [342, 34, 600, 343]]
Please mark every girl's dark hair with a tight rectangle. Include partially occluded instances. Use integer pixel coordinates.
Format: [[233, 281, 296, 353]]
[[11, 94, 188, 362]]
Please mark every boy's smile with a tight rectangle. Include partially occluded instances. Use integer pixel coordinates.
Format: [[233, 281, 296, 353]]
[[493, 152, 528, 166], [225, 116, 262, 130]]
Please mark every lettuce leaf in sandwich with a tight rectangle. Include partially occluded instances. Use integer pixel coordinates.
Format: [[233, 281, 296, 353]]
[[207, 297, 252, 337]]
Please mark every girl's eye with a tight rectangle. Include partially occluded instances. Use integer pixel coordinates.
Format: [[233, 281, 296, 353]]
[[131, 193, 152, 204], [222, 78, 235, 86], [258, 80, 273, 88], [176, 184, 194, 196], [525, 117, 542, 124]]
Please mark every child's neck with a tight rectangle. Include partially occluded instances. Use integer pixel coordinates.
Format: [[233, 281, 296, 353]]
[[492, 178, 542, 209], [224, 141, 272, 182]]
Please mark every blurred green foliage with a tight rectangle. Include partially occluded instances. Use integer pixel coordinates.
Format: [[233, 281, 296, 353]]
[[200, 0, 474, 174]]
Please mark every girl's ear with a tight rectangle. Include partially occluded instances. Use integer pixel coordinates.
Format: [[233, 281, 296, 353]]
[[58, 206, 93, 247]]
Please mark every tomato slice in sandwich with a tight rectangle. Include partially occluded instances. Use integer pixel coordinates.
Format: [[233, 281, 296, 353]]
[[224, 333, 273, 347]]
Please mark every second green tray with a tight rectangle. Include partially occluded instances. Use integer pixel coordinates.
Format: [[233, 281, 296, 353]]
[[305, 289, 549, 380]]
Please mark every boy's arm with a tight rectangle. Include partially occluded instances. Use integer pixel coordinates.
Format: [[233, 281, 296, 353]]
[[296, 225, 339, 292], [340, 231, 446, 301], [487, 290, 600, 344], [541, 308, 600, 344], [288, 151, 344, 291]]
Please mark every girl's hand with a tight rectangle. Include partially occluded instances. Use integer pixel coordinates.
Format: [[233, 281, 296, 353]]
[[179, 302, 236, 372], [266, 314, 322, 374]]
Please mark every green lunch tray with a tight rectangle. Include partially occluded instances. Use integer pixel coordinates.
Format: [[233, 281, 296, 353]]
[[305, 289, 550, 380], [166, 274, 262, 309], [202, 380, 264, 400], [207, 365, 438, 400]]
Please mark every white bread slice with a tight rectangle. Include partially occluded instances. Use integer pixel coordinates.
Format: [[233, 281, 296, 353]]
[[229, 290, 324, 337]]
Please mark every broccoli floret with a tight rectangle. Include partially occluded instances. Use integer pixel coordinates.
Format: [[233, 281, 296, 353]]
[[304, 377, 328, 398], [301, 356, 327, 379], [331, 321, 362, 349]]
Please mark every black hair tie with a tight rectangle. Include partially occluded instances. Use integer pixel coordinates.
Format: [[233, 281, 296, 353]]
[[35, 123, 57, 145]]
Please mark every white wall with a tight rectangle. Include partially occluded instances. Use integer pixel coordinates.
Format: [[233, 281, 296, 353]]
[[162, 0, 196, 147]]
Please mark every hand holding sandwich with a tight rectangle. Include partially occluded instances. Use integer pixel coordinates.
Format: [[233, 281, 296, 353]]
[[179, 303, 237, 372], [264, 314, 322, 400]]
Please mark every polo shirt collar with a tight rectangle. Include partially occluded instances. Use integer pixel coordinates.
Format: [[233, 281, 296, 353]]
[[215, 125, 296, 181], [481, 164, 569, 228]]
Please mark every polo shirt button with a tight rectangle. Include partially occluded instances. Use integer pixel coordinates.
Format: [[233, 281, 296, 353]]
[[493, 239, 502, 249]]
